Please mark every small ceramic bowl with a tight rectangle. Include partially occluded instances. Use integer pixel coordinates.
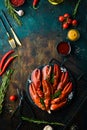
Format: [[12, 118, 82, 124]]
[[10, 0, 25, 7], [57, 41, 71, 56]]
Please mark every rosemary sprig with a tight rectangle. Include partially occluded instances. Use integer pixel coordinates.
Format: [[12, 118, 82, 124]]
[[22, 117, 65, 126], [4, 0, 22, 25], [0, 69, 14, 114], [72, 0, 82, 18]]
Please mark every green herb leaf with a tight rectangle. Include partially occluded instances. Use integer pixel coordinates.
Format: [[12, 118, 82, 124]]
[[0, 69, 14, 114], [40, 98, 45, 106], [22, 117, 65, 126], [49, 73, 54, 84], [52, 90, 61, 99]]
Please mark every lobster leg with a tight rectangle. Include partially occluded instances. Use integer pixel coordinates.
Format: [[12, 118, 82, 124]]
[[29, 83, 45, 110], [42, 80, 51, 113], [57, 71, 69, 91], [50, 99, 67, 111], [52, 64, 61, 90]]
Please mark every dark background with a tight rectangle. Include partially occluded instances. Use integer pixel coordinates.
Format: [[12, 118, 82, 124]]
[[0, 0, 87, 130]]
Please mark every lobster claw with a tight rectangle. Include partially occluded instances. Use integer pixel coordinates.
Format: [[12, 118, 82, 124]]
[[31, 68, 41, 90], [42, 65, 52, 80]]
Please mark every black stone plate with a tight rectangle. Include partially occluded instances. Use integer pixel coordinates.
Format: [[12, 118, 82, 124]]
[[26, 62, 76, 111]]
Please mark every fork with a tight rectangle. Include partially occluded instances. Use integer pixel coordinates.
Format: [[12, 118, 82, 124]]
[[0, 17, 16, 49]]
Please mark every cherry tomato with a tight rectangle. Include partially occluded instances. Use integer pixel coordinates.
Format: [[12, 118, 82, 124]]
[[58, 15, 64, 22], [9, 95, 17, 101], [63, 23, 69, 29], [67, 18, 72, 25], [64, 13, 70, 18], [72, 19, 78, 26]]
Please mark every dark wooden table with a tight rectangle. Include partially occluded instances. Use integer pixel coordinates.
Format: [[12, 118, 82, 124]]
[[0, 0, 87, 130]]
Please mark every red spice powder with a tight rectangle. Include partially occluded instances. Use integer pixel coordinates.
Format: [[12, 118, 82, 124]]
[[10, 0, 25, 7], [57, 42, 70, 55]]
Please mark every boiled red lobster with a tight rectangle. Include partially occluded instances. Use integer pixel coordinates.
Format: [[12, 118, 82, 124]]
[[29, 64, 73, 113]]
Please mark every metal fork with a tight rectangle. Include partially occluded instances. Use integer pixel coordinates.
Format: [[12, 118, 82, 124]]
[[0, 17, 16, 49]]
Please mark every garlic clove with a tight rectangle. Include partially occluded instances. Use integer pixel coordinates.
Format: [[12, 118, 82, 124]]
[[13, 9, 24, 16], [17, 10, 24, 16], [43, 125, 53, 130]]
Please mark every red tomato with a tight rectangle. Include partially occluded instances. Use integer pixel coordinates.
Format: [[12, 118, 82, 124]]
[[64, 13, 70, 18], [10, 0, 25, 7], [9, 95, 17, 101], [67, 18, 72, 25], [72, 19, 78, 26], [62, 23, 69, 29], [58, 16, 64, 22]]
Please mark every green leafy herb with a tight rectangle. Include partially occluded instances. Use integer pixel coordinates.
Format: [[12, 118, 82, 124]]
[[4, 0, 22, 25], [0, 69, 14, 114], [40, 98, 45, 106], [49, 73, 54, 84], [22, 117, 65, 126], [52, 90, 61, 99], [72, 0, 82, 18]]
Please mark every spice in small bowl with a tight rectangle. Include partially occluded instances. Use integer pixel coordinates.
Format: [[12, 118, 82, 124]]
[[10, 0, 25, 7], [57, 41, 71, 56]]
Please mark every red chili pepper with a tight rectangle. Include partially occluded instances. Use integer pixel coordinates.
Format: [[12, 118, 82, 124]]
[[0, 50, 14, 71], [0, 55, 18, 76], [33, 0, 39, 9]]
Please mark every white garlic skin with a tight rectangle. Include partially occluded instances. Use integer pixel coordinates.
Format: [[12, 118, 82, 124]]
[[43, 125, 53, 130], [17, 10, 24, 16]]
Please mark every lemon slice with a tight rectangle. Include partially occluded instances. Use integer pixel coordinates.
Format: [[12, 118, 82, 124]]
[[67, 29, 80, 41], [48, 0, 64, 5]]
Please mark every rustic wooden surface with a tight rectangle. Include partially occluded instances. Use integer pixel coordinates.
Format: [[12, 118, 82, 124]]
[[0, 33, 86, 130]]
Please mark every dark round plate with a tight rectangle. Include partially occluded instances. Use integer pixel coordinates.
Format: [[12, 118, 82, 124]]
[[26, 63, 76, 111]]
